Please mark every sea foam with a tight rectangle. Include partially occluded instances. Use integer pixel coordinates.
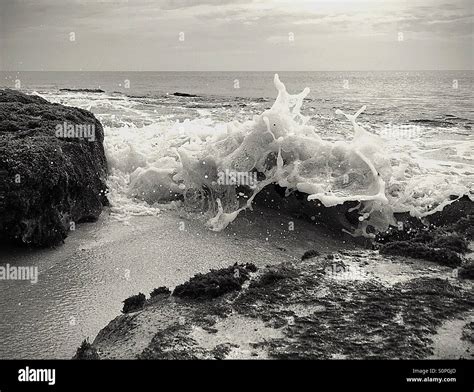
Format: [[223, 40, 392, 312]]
[[38, 75, 473, 236]]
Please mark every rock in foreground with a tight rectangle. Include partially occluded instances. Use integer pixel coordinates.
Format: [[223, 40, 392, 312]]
[[89, 251, 473, 360], [0, 89, 108, 246]]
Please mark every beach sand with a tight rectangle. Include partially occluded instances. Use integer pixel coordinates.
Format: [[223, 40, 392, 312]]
[[0, 205, 358, 359]]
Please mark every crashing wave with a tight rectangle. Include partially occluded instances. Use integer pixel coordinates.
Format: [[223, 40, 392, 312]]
[[102, 75, 473, 237]]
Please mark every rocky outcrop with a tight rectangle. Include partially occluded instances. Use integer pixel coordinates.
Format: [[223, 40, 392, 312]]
[[83, 192, 473, 360], [376, 206, 472, 268], [59, 88, 104, 93], [87, 249, 473, 360], [0, 89, 108, 246]]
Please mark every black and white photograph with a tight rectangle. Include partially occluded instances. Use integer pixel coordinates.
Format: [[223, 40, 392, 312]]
[[0, 0, 473, 388]]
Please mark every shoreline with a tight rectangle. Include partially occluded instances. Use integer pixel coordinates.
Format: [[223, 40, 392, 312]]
[[0, 206, 358, 359], [0, 85, 472, 360], [79, 201, 474, 360], [1, 197, 473, 359], [88, 246, 474, 360], [80, 198, 474, 360]]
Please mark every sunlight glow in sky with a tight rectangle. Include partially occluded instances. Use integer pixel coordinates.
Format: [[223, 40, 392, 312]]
[[0, 0, 472, 70]]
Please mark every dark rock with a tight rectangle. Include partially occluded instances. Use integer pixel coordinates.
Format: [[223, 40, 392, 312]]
[[430, 234, 470, 254], [377, 227, 469, 255], [211, 343, 237, 360], [301, 249, 320, 260], [244, 263, 258, 273], [450, 214, 474, 240], [409, 119, 455, 127], [73, 339, 100, 360], [458, 262, 474, 280], [59, 88, 104, 93], [250, 266, 296, 288], [122, 293, 146, 314], [375, 206, 472, 269], [0, 89, 108, 246], [253, 183, 362, 236], [172, 263, 257, 300], [426, 195, 474, 227], [172, 92, 199, 98], [375, 224, 433, 244], [380, 241, 462, 268], [149, 286, 171, 298]]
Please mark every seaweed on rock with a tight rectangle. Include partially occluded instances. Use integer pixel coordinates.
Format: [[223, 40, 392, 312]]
[[122, 293, 146, 313], [172, 263, 257, 300], [458, 262, 474, 280], [150, 286, 171, 298], [73, 339, 100, 360], [380, 241, 462, 268], [0, 89, 108, 246]]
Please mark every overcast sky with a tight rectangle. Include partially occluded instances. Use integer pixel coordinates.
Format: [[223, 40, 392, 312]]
[[0, 0, 472, 71]]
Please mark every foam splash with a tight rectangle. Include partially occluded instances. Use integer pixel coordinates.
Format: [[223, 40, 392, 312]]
[[95, 75, 472, 236], [100, 75, 389, 234]]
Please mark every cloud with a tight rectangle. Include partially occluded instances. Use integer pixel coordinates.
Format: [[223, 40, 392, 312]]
[[398, 16, 474, 37], [158, 0, 251, 10], [1, 0, 472, 70]]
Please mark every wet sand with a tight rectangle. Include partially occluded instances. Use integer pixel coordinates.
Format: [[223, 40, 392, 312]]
[[0, 206, 356, 359]]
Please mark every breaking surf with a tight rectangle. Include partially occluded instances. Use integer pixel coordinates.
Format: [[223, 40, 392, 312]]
[[100, 74, 473, 237], [26, 74, 473, 237]]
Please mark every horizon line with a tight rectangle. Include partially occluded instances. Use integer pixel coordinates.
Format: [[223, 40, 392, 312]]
[[1, 69, 473, 73]]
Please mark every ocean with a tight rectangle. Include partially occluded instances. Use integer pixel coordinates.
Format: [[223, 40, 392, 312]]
[[0, 70, 473, 358], [2, 71, 473, 126], [2, 70, 471, 217]]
